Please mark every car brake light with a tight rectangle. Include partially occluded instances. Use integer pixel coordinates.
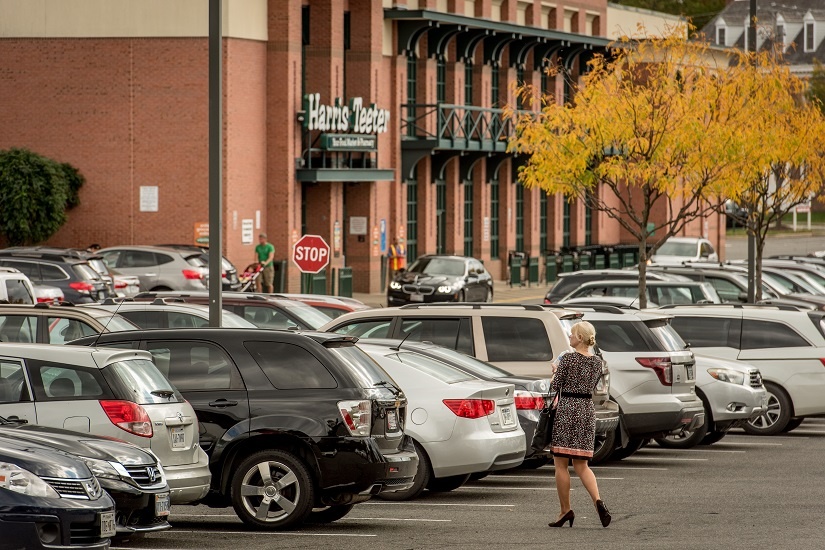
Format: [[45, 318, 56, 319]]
[[99, 400, 153, 437], [69, 281, 95, 294], [442, 399, 496, 418], [114, 281, 128, 289], [820, 359, 825, 368], [514, 391, 545, 410], [36, 296, 59, 304], [544, 298, 552, 304], [182, 269, 204, 280], [636, 357, 673, 386], [338, 400, 371, 436]]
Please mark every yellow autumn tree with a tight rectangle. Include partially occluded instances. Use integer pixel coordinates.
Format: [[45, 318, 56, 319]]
[[506, 30, 794, 307]]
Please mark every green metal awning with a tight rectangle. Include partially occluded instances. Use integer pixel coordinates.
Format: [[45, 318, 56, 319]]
[[297, 168, 395, 183]]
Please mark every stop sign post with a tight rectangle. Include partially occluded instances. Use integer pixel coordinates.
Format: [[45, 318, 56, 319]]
[[292, 234, 331, 274]]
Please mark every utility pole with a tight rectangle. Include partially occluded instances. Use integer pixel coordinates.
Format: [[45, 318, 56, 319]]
[[746, 0, 757, 303], [208, 0, 223, 326]]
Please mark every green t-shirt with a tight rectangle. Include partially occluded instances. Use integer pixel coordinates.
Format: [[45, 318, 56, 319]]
[[255, 242, 275, 266]]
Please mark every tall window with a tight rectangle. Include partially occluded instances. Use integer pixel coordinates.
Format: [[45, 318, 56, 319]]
[[491, 63, 500, 107], [436, 56, 446, 103], [716, 27, 725, 46], [343, 12, 350, 97], [406, 174, 418, 263], [436, 180, 447, 254], [540, 67, 550, 99], [301, 6, 310, 96], [464, 62, 473, 105], [776, 24, 784, 46], [562, 199, 570, 249], [805, 22, 815, 52], [464, 180, 474, 257], [406, 54, 417, 137], [515, 184, 524, 251], [540, 192, 547, 253], [584, 194, 593, 246], [490, 179, 500, 258], [516, 66, 525, 110]]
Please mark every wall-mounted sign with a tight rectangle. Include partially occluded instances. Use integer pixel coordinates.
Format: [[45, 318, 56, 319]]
[[140, 186, 158, 212], [194, 222, 209, 246], [350, 216, 368, 235], [303, 94, 390, 134], [241, 219, 254, 245], [320, 134, 377, 151]]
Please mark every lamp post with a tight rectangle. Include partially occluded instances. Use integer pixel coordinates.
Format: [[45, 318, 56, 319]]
[[208, 0, 223, 325], [746, 0, 757, 303]]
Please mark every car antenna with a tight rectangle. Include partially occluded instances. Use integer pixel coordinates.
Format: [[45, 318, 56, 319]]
[[90, 297, 127, 348], [389, 329, 414, 352]]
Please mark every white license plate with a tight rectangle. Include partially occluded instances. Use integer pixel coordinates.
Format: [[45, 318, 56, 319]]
[[171, 426, 186, 449], [409, 293, 423, 302], [155, 492, 171, 517], [686, 365, 694, 380], [500, 406, 515, 427], [100, 511, 116, 538], [386, 410, 398, 431]]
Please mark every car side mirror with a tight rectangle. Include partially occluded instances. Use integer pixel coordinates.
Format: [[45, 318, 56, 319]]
[[737, 291, 749, 302]]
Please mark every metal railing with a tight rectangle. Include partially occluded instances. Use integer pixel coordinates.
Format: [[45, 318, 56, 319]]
[[401, 103, 528, 149]]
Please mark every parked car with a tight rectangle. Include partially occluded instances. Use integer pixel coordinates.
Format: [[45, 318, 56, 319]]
[[357, 341, 525, 500], [272, 293, 371, 319], [97, 245, 209, 292], [0, 266, 36, 305], [320, 304, 620, 450], [33, 284, 65, 304], [69, 329, 419, 530], [0, 247, 114, 304], [558, 296, 655, 308], [359, 338, 552, 468], [155, 244, 242, 291], [387, 255, 494, 305], [544, 269, 688, 304], [0, 344, 212, 504], [0, 303, 138, 344], [134, 291, 333, 330], [77, 251, 142, 298], [0, 417, 171, 538], [649, 237, 719, 265], [660, 304, 825, 434], [554, 306, 705, 460], [560, 280, 721, 306], [0, 429, 116, 549], [647, 265, 783, 303], [83, 298, 257, 329]]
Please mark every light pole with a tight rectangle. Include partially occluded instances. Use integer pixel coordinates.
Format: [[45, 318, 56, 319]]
[[208, 0, 223, 326], [746, 0, 757, 303]]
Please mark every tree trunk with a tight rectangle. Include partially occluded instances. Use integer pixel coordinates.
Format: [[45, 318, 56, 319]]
[[755, 235, 765, 302], [638, 237, 648, 309]]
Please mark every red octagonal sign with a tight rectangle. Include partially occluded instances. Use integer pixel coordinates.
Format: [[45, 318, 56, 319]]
[[292, 234, 331, 274]]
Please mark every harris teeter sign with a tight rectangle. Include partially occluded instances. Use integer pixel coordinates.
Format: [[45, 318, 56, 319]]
[[303, 93, 390, 134]]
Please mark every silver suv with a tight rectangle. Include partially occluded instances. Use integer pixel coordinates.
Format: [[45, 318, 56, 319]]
[[556, 306, 705, 461], [560, 280, 721, 306], [81, 298, 256, 329], [98, 245, 209, 292]]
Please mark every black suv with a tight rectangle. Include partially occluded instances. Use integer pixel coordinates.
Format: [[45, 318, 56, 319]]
[[0, 247, 115, 304], [544, 269, 689, 304], [71, 328, 418, 530]]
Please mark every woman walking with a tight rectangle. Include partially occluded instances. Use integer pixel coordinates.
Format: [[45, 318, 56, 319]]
[[548, 321, 611, 528]]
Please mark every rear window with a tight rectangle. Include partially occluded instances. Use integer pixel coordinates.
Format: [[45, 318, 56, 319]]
[[383, 352, 475, 383], [245, 341, 337, 389], [589, 320, 659, 352], [104, 359, 184, 404], [646, 322, 688, 352], [423, 346, 513, 378], [329, 345, 400, 390], [72, 263, 101, 281], [184, 254, 206, 267], [28, 360, 115, 401], [41, 264, 68, 281], [4, 278, 33, 304]]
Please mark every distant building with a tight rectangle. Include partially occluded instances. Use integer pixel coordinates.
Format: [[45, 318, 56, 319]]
[[606, 2, 687, 40]]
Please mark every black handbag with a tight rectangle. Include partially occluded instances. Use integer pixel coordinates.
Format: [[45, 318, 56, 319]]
[[530, 403, 557, 452]]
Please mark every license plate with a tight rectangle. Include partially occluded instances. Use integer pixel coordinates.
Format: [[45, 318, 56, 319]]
[[171, 426, 186, 449], [500, 406, 515, 427], [386, 410, 398, 431], [686, 365, 694, 380], [155, 492, 171, 517], [100, 511, 116, 538], [409, 293, 423, 302]]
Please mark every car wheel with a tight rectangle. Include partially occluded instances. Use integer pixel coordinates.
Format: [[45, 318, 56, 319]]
[[608, 437, 645, 461], [700, 430, 728, 445], [306, 504, 355, 524], [781, 417, 804, 433], [469, 472, 490, 481], [426, 473, 471, 493], [230, 450, 314, 530], [742, 382, 792, 435], [589, 428, 617, 465], [377, 440, 431, 502]]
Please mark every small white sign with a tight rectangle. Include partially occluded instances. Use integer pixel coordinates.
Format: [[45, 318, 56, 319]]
[[242, 219, 254, 244], [483, 217, 490, 241], [350, 216, 368, 235], [140, 186, 158, 212]]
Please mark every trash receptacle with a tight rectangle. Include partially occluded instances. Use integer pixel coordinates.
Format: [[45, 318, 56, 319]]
[[272, 260, 287, 293], [508, 251, 525, 286], [561, 254, 574, 273], [545, 254, 558, 283], [528, 256, 539, 286]]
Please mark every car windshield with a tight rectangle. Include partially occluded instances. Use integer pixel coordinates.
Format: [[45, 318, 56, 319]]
[[422, 346, 514, 378], [94, 313, 141, 332], [105, 358, 184, 404], [408, 257, 466, 277], [329, 345, 402, 394], [86, 259, 111, 276], [73, 263, 103, 281], [281, 302, 332, 329], [655, 242, 697, 257], [222, 311, 257, 328]]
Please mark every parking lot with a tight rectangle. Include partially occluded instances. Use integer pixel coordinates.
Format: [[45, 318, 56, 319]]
[[111, 418, 825, 550]]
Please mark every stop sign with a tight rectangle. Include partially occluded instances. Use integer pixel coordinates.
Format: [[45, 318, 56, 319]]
[[292, 234, 331, 274]]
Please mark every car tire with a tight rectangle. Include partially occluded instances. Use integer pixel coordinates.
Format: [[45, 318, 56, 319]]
[[426, 473, 471, 493], [700, 430, 728, 445], [742, 382, 792, 436], [469, 471, 490, 481], [230, 450, 314, 530], [589, 428, 617, 465], [781, 417, 804, 433], [376, 440, 431, 502], [608, 437, 645, 461], [307, 504, 355, 524]]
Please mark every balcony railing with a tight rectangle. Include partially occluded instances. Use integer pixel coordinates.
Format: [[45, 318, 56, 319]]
[[401, 103, 528, 152]]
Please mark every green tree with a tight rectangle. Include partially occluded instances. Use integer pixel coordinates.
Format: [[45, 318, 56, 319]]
[[0, 148, 84, 245]]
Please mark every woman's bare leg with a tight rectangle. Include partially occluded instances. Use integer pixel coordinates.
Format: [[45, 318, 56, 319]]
[[553, 456, 572, 516], [572, 459, 601, 505]]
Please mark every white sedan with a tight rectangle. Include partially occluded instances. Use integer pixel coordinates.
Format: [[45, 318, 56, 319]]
[[358, 342, 526, 501]]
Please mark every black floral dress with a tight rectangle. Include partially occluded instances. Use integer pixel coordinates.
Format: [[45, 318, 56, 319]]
[[550, 351, 603, 460]]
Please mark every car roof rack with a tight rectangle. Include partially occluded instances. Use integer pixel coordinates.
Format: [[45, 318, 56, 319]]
[[540, 304, 628, 315], [99, 297, 136, 306], [398, 303, 546, 311], [658, 303, 802, 311]]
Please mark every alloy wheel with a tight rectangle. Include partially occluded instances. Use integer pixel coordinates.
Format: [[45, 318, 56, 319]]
[[239, 460, 302, 523]]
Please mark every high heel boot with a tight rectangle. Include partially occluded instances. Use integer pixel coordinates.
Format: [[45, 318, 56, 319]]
[[548, 510, 575, 528], [596, 499, 611, 527]]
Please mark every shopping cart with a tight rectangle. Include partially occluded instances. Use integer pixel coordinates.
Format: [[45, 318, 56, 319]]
[[239, 263, 263, 292]]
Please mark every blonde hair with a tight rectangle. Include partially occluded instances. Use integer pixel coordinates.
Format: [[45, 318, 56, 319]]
[[572, 321, 597, 347]]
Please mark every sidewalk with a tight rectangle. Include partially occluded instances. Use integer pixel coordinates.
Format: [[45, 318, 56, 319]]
[[352, 279, 550, 308]]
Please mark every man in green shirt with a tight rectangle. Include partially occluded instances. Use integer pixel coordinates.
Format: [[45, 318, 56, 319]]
[[254, 233, 275, 293]]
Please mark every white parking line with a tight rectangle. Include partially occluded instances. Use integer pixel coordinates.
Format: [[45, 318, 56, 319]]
[[363, 502, 515, 507], [624, 457, 708, 461], [170, 514, 239, 518], [474, 475, 624, 480], [646, 449, 746, 453], [714, 441, 783, 446], [727, 434, 807, 440], [164, 531, 377, 537], [456, 486, 564, 491], [341, 517, 451, 522], [591, 466, 668, 470]]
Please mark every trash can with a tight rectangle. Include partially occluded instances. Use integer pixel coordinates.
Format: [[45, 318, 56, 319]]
[[272, 260, 287, 293], [561, 254, 574, 273], [594, 253, 606, 270], [528, 256, 539, 286], [545, 254, 558, 283], [508, 251, 526, 286]]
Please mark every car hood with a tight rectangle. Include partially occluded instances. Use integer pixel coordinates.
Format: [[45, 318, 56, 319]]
[[0, 433, 92, 479], [0, 423, 154, 466], [395, 272, 461, 286]]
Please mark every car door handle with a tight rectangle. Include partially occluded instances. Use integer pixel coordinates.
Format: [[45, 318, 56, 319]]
[[5, 415, 27, 424], [208, 399, 238, 408]]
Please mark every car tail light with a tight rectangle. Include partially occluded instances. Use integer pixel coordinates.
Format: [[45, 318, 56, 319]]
[[36, 296, 59, 304], [820, 359, 825, 368], [442, 399, 496, 418], [69, 281, 95, 294], [338, 400, 371, 436], [636, 357, 673, 386], [514, 391, 545, 410], [114, 281, 128, 289], [544, 298, 552, 304], [182, 269, 204, 280], [99, 400, 153, 438]]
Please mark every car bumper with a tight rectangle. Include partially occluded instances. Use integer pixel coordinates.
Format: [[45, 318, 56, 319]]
[[595, 399, 620, 435], [623, 402, 705, 437], [99, 479, 171, 536], [702, 381, 768, 423], [163, 449, 212, 505], [422, 422, 526, 478], [387, 290, 460, 305]]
